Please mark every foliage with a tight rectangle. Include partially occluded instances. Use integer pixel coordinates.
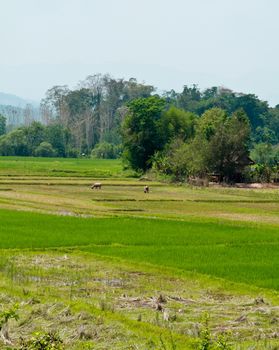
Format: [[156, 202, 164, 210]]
[[0, 122, 70, 157], [66, 148, 79, 158], [122, 100, 198, 172], [215, 332, 232, 350], [195, 108, 251, 181], [0, 304, 19, 347], [198, 313, 211, 350], [122, 96, 166, 171], [0, 129, 29, 156], [44, 124, 70, 157], [250, 164, 273, 183], [251, 143, 279, 167], [196, 313, 232, 350], [34, 78, 279, 150], [160, 106, 197, 143], [0, 114, 6, 136], [122, 102, 252, 182], [40, 74, 154, 153], [91, 141, 122, 159], [166, 85, 276, 143], [1, 77, 279, 182], [250, 143, 279, 182], [24, 121, 45, 150], [34, 142, 57, 157], [0, 304, 19, 330], [153, 108, 251, 182], [19, 332, 64, 350], [152, 140, 192, 181]]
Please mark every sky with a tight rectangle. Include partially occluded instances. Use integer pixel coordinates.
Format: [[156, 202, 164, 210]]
[[0, 0, 279, 105]]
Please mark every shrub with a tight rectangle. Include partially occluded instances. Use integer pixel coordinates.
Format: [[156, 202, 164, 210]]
[[34, 142, 56, 157], [66, 148, 79, 158], [152, 139, 192, 182], [19, 331, 64, 350], [91, 142, 121, 159]]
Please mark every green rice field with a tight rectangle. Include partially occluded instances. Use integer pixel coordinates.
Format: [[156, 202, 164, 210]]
[[1, 210, 279, 290], [0, 156, 278, 349], [0, 156, 127, 177]]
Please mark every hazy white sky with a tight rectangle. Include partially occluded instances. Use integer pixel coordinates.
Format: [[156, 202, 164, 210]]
[[1, 0, 279, 105]]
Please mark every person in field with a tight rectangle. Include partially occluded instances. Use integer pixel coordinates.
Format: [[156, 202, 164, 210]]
[[144, 185, 149, 193], [91, 182, 102, 189]]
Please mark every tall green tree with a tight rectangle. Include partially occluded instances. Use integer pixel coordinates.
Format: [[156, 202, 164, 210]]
[[251, 143, 279, 166], [45, 124, 70, 157], [0, 129, 29, 156], [177, 84, 201, 112], [122, 96, 166, 171], [24, 121, 45, 154], [160, 106, 197, 144], [195, 108, 251, 181]]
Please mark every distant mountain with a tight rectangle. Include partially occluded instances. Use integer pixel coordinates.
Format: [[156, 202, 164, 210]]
[[0, 92, 41, 127], [0, 92, 38, 108]]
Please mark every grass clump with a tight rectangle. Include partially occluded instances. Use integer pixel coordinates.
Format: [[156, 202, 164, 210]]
[[17, 332, 64, 350]]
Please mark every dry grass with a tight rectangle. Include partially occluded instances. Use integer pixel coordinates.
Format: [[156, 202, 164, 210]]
[[0, 251, 278, 349], [1, 181, 279, 225]]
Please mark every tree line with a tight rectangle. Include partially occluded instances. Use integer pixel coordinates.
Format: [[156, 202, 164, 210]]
[[40, 74, 154, 153], [0, 74, 279, 182], [0, 122, 71, 157], [122, 97, 252, 182]]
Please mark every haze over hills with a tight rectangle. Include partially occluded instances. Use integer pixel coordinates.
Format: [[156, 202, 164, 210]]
[[0, 92, 41, 127], [0, 92, 38, 108]]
